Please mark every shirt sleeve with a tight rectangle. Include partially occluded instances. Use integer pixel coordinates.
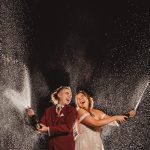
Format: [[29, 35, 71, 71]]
[[48, 127, 50, 136]]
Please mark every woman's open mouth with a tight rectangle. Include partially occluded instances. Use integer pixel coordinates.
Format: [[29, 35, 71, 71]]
[[81, 101, 85, 104]]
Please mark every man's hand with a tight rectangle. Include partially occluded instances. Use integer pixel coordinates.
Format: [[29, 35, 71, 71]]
[[38, 124, 49, 133], [26, 108, 35, 117]]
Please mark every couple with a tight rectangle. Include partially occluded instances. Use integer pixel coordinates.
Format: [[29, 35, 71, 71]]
[[27, 86, 136, 150]]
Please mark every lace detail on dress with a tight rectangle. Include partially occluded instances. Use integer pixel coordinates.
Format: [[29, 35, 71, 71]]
[[75, 113, 104, 150], [73, 113, 90, 141], [73, 119, 79, 141]]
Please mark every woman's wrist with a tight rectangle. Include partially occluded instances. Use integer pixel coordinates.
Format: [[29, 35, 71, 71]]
[[112, 116, 117, 121]]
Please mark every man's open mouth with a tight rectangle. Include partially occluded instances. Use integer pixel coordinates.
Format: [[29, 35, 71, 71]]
[[66, 99, 70, 102]]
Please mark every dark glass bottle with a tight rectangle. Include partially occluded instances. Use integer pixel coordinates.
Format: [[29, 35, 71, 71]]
[[30, 115, 41, 129]]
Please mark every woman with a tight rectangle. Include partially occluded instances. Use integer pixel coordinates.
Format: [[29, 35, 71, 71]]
[[75, 91, 136, 150]]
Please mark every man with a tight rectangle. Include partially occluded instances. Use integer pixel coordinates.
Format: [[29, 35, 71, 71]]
[[27, 86, 77, 150]]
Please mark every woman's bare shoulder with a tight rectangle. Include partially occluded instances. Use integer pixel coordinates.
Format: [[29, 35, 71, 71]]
[[92, 108, 104, 114], [77, 108, 89, 116], [92, 109, 106, 117]]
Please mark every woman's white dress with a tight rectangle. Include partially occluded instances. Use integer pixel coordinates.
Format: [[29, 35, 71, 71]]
[[75, 113, 104, 150]]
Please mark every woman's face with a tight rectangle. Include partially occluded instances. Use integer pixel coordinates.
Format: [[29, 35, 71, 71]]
[[76, 93, 89, 109]]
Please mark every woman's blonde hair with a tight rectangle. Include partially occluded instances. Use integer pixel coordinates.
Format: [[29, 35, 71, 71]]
[[75, 91, 94, 110], [51, 86, 71, 105]]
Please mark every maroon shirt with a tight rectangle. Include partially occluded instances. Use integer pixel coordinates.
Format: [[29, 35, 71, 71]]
[[40, 105, 77, 150]]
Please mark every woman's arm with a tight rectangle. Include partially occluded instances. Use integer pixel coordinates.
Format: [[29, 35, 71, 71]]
[[96, 109, 136, 119], [78, 108, 127, 128], [95, 110, 119, 126]]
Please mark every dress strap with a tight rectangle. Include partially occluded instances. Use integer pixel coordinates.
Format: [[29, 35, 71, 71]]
[[79, 113, 90, 123]]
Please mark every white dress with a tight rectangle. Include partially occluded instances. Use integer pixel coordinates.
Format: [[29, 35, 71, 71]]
[[75, 113, 104, 150]]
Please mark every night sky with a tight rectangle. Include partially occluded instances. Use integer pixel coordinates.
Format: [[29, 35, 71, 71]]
[[23, 0, 150, 92]]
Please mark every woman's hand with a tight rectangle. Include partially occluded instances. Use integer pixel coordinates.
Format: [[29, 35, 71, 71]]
[[26, 108, 35, 117], [128, 110, 136, 117], [114, 115, 128, 123]]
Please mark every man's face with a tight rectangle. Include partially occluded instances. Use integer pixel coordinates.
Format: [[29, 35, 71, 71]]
[[58, 88, 72, 105]]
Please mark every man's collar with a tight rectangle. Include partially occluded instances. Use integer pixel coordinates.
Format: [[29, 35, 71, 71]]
[[56, 104, 64, 108]]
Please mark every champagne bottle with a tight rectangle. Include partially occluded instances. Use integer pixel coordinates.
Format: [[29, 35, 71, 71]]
[[30, 115, 41, 129], [26, 107, 41, 129]]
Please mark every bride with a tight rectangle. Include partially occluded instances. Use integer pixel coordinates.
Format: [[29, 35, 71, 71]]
[[75, 91, 136, 150]]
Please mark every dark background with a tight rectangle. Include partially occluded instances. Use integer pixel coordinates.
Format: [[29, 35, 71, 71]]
[[23, 0, 150, 117], [2, 0, 149, 149], [25, 0, 150, 89]]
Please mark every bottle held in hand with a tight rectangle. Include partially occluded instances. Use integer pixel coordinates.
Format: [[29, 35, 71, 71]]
[[26, 107, 41, 129], [30, 115, 41, 129], [124, 110, 136, 120]]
